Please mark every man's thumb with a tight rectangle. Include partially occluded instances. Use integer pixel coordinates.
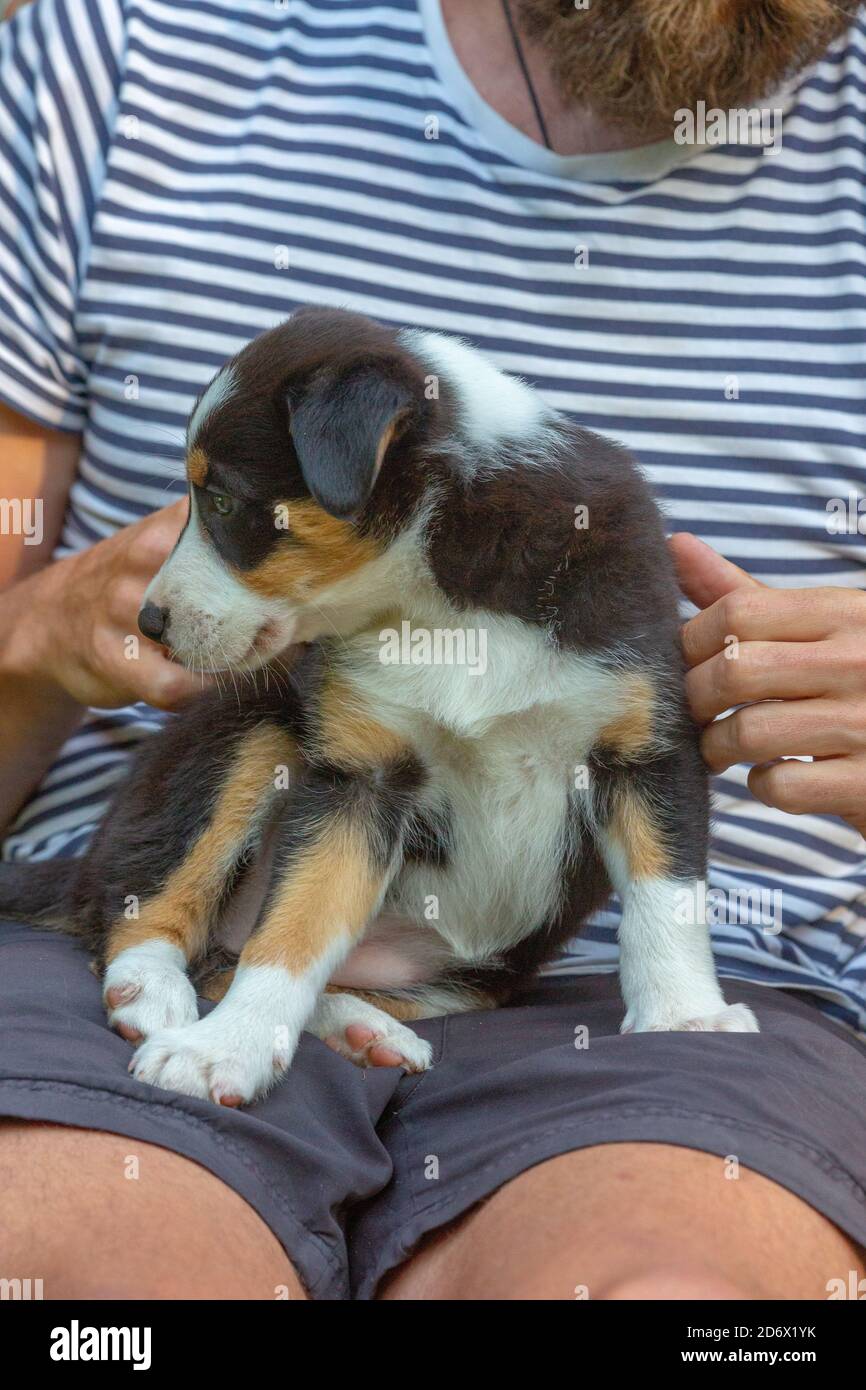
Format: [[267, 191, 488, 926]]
[[668, 532, 763, 611]]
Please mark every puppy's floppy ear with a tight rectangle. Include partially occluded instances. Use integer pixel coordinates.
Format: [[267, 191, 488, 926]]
[[289, 363, 412, 519]]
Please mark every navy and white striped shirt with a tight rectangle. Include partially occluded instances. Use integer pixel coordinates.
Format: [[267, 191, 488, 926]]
[[2, 0, 865, 1032]]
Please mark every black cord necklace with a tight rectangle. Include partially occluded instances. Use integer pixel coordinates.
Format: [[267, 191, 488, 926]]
[[501, 0, 552, 150]]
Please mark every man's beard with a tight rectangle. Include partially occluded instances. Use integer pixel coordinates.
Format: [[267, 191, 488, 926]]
[[517, 0, 862, 134]]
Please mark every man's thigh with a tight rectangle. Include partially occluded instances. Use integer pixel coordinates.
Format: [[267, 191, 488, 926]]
[[0, 1121, 304, 1299], [382, 1142, 866, 1300]]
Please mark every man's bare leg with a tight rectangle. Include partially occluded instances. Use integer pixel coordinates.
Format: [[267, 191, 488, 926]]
[[381, 1143, 865, 1300], [0, 1121, 304, 1300]]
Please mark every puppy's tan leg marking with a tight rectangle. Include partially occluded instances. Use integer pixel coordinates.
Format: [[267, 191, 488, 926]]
[[241, 818, 387, 974], [130, 790, 413, 1103], [314, 675, 409, 769], [104, 724, 295, 1042], [238, 684, 416, 973], [197, 967, 236, 1004], [105, 724, 294, 966], [599, 674, 657, 759], [607, 784, 670, 881]]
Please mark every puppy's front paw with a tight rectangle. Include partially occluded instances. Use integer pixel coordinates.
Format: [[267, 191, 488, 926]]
[[130, 1019, 284, 1106], [624, 1001, 759, 1035], [104, 941, 198, 1042], [675, 1002, 759, 1033]]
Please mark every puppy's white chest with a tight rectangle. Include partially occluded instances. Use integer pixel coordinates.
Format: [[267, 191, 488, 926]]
[[344, 618, 632, 961], [391, 705, 592, 960]]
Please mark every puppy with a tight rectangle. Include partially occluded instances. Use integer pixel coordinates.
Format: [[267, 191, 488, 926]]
[[0, 307, 758, 1105]]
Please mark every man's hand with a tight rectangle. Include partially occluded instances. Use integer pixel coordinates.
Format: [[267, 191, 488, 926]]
[[671, 531, 866, 839], [6, 498, 212, 711]]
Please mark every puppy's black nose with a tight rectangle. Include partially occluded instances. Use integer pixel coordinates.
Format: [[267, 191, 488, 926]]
[[138, 603, 169, 642]]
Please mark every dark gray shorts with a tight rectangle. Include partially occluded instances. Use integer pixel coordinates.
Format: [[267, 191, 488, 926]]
[[1, 918, 865, 1299]]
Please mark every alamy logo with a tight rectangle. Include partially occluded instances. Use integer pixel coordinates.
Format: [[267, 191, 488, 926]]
[[0, 1276, 43, 1299], [827, 1271, 866, 1300], [0, 496, 43, 545], [674, 101, 783, 157], [379, 620, 487, 677], [673, 878, 783, 935], [50, 1320, 152, 1371]]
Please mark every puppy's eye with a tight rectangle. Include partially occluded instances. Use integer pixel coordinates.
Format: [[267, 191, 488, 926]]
[[208, 492, 235, 517]]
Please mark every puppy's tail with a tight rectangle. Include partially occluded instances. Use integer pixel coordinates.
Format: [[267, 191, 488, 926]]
[[0, 859, 79, 929]]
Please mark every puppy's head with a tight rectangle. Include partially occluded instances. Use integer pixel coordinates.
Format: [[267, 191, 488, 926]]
[[140, 308, 433, 670]]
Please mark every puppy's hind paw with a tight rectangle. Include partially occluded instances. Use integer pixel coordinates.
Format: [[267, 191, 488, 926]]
[[327, 1020, 433, 1073], [309, 994, 433, 1072]]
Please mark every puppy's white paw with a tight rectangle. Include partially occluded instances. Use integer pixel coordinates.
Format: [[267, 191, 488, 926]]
[[331, 1020, 433, 1073], [624, 1001, 759, 1035], [674, 1002, 759, 1033], [104, 940, 198, 1042], [309, 993, 433, 1073], [130, 1017, 283, 1106], [130, 963, 317, 1105]]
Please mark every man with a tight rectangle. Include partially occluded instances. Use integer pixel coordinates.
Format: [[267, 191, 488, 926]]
[[0, 0, 863, 1299]]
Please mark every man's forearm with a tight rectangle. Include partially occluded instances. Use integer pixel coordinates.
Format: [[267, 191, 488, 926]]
[[0, 403, 83, 830], [0, 576, 83, 834]]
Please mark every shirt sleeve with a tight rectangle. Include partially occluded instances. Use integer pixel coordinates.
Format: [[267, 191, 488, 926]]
[[0, 0, 125, 432]]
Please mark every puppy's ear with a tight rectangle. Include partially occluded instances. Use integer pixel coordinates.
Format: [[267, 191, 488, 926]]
[[289, 364, 412, 519]]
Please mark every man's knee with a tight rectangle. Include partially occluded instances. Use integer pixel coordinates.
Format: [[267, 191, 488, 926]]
[[598, 1263, 752, 1301]]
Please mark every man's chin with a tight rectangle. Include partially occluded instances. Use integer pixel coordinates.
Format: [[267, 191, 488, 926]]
[[517, 0, 861, 135]]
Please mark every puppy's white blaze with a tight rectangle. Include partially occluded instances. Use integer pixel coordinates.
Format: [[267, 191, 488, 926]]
[[153, 493, 249, 608], [187, 364, 239, 447], [400, 327, 549, 447]]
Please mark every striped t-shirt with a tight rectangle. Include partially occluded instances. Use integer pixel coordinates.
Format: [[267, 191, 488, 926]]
[[2, 0, 865, 1033]]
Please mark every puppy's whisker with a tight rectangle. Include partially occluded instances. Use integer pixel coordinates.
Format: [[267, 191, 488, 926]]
[[205, 647, 226, 698], [267, 666, 293, 699], [264, 663, 289, 699], [236, 659, 261, 697], [270, 656, 296, 682], [216, 637, 242, 710], [192, 638, 206, 690]]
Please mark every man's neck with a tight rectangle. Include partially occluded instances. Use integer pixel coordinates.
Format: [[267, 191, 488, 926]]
[[440, 0, 664, 156]]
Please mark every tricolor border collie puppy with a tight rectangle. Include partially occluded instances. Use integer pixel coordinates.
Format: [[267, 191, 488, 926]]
[[0, 307, 758, 1106]]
